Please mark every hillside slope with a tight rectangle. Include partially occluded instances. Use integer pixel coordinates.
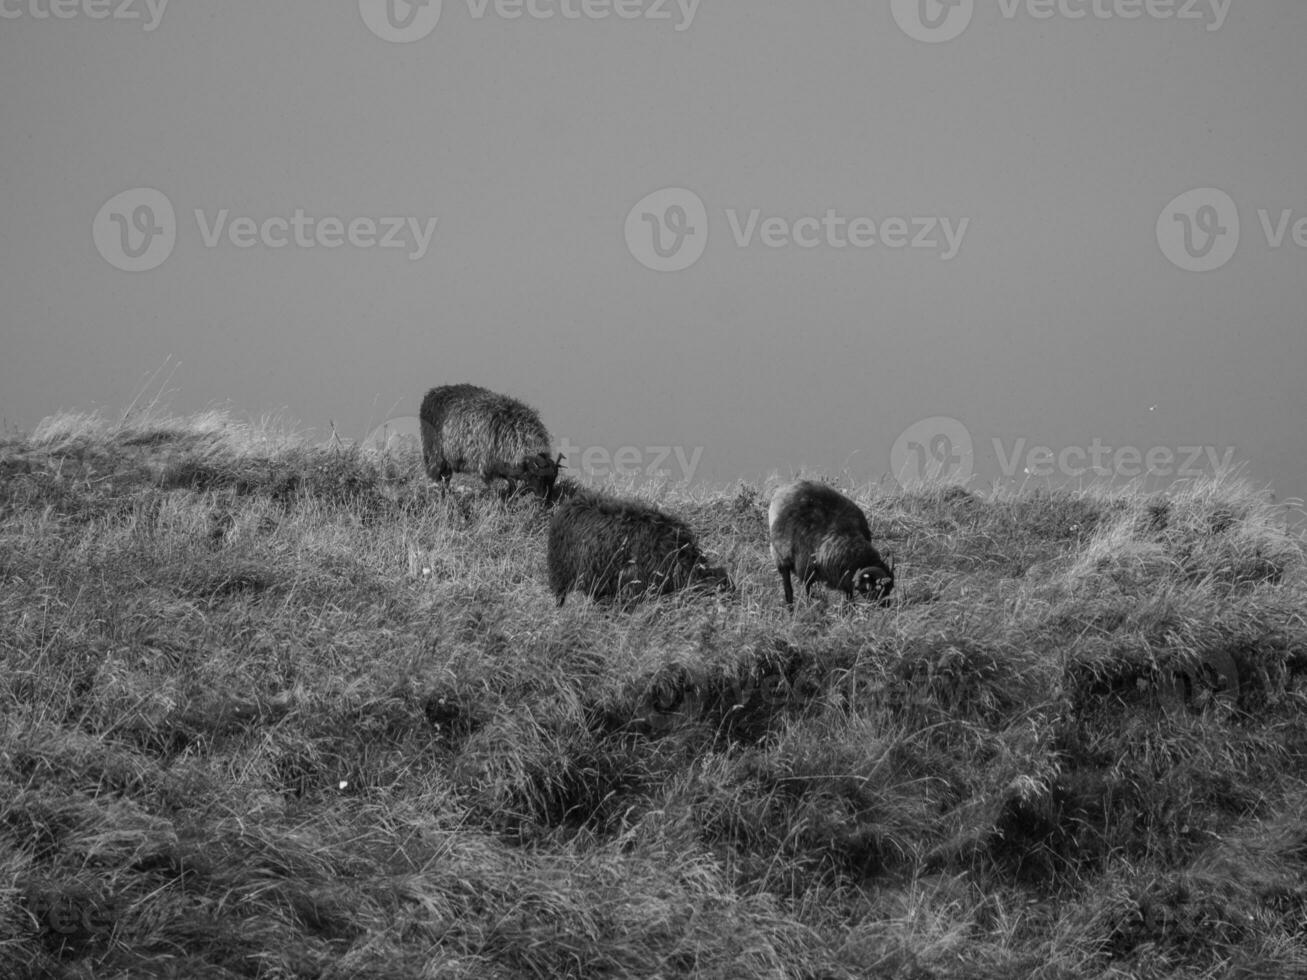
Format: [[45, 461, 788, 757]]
[[2, 412, 1306, 979]]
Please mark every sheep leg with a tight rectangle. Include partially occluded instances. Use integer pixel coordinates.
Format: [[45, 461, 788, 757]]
[[433, 459, 453, 493], [779, 566, 794, 606], [803, 567, 820, 598]]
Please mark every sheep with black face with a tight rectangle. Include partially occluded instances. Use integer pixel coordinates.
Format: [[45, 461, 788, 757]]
[[419, 383, 563, 499], [768, 480, 895, 607], [547, 492, 732, 606]]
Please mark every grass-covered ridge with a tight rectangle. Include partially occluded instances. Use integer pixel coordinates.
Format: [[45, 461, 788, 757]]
[[2, 409, 1306, 979]]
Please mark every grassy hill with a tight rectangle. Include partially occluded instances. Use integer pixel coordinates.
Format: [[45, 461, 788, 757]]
[[2, 410, 1306, 979]]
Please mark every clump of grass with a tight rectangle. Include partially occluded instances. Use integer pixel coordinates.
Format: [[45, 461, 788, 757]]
[[3, 411, 1306, 978]]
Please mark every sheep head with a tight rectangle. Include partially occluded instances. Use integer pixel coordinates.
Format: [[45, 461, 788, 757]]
[[853, 562, 895, 604], [512, 451, 565, 499]]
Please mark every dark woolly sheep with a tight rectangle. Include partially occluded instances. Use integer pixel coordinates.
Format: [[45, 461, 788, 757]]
[[419, 383, 563, 499], [547, 492, 733, 606], [768, 480, 895, 607]]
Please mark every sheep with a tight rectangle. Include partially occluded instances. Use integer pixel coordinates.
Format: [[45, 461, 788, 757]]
[[547, 492, 733, 606], [768, 480, 895, 607], [419, 383, 563, 499]]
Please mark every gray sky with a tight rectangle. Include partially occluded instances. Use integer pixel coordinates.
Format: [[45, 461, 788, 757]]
[[2, 1, 1305, 498]]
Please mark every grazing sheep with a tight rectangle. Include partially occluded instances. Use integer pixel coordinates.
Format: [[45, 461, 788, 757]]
[[547, 492, 733, 606], [419, 383, 563, 499], [768, 480, 894, 607]]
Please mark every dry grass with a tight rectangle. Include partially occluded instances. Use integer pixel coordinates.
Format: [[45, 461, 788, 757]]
[[2, 409, 1306, 979]]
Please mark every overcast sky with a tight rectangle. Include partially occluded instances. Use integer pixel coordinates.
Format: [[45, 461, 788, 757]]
[[2, 0, 1304, 498]]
